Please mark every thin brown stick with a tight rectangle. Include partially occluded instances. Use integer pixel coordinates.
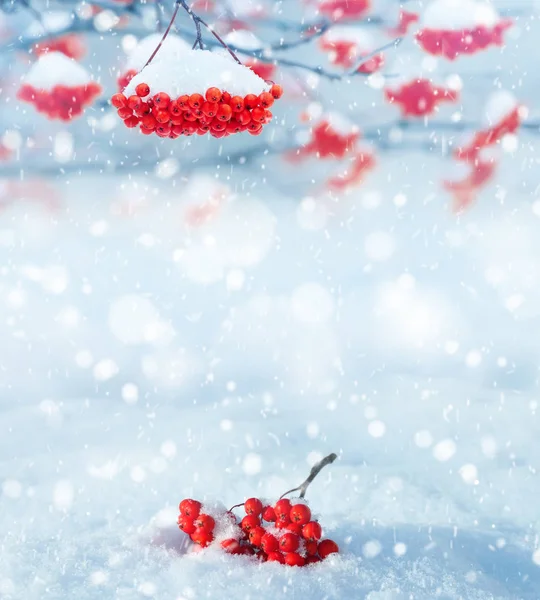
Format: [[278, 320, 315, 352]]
[[280, 452, 338, 499], [144, 1, 181, 68], [227, 502, 245, 513]]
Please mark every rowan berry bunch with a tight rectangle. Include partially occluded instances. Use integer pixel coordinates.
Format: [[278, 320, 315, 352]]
[[177, 453, 339, 566], [18, 82, 101, 121], [111, 83, 283, 139]]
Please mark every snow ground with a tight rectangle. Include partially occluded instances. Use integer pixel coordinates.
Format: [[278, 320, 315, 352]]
[[1, 150, 540, 600]]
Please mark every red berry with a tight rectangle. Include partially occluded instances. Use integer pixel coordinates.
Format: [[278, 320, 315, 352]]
[[285, 522, 303, 535], [153, 92, 170, 108], [279, 532, 300, 553], [259, 92, 274, 108], [267, 551, 285, 563], [211, 120, 227, 132], [239, 545, 255, 555], [284, 552, 305, 567], [201, 101, 218, 117], [221, 538, 242, 554], [178, 95, 190, 109], [194, 513, 215, 533], [260, 533, 279, 553], [244, 498, 263, 516], [168, 101, 182, 116], [141, 114, 157, 129], [290, 504, 311, 525], [124, 115, 139, 128], [235, 110, 252, 126], [248, 526, 266, 546], [230, 96, 244, 112], [179, 499, 202, 519], [274, 499, 292, 517], [318, 539, 339, 559], [240, 514, 260, 532], [140, 127, 154, 135], [135, 83, 150, 97], [183, 110, 197, 122], [262, 506, 276, 522], [156, 124, 171, 137], [251, 107, 266, 124], [135, 103, 151, 117], [226, 121, 244, 134], [302, 521, 322, 541], [155, 110, 170, 124], [191, 527, 213, 547], [305, 540, 318, 555], [305, 555, 321, 564], [221, 91, 232, 104], [270, 84, 283, 99], [198, 124, 211, 134], [205, 87, 222, 103], [117, 107, 132, 119], [244, 94, 259, 109], [111, 93, 127, 108], [189, 93, 204, 109], [177, 515, 196, 534], [216, 104, 232, 122]]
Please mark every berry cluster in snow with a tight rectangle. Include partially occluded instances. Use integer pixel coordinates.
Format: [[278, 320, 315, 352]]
[[112, 84, 282, 138], [17, 52, 101, 121], [416, 0, 512, 60], [177, 497, 339, 566]]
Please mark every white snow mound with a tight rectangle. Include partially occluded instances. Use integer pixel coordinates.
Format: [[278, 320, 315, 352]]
[[421, 0, 500, 30], [23, 52, 92, 89], [126, 33, 190, 71], [323, 25, 376, 48], [125, 50, 269, 98]]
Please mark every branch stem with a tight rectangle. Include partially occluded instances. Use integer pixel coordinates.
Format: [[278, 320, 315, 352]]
[[280, 452, 337, 499]]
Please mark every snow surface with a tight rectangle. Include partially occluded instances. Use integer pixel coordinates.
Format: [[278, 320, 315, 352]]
[[421, 0, 500, 30], [323, 25, 376, 47], [3, 156, 540, 598], [125, 49, 269, 98], [125, 33, 190, 71], [23, 51, 92, 88]]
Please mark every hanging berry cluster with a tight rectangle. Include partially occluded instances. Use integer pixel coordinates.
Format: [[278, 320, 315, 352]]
[[177, 453, 339, 566], [178, 496, 338, 566], [18, 82, 101, 122], [111, 83, 283, 139]]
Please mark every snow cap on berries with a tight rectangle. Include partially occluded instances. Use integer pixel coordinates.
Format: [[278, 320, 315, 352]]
[[125, 49, 268, 99], [420, 0, 500, 30], [23, 51, 95, 89], [125, 33, 190, 72]]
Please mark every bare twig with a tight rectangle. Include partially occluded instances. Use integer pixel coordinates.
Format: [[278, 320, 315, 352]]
[[144, 1, 181, 67], [280, 452, 337, 499]]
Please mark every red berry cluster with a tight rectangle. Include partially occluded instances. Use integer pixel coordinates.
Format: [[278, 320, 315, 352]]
[[416, 20, 512, 60], [111, 84, 283, 139], [177, 496, 339, 566], [18, 82, 101, 121]]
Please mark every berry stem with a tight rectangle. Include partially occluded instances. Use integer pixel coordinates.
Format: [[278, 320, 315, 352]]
[[177, 0, 243, 64], [143, 1, 181, 68], [280, 452, 338, 499], [227, 502, 245, 512]]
